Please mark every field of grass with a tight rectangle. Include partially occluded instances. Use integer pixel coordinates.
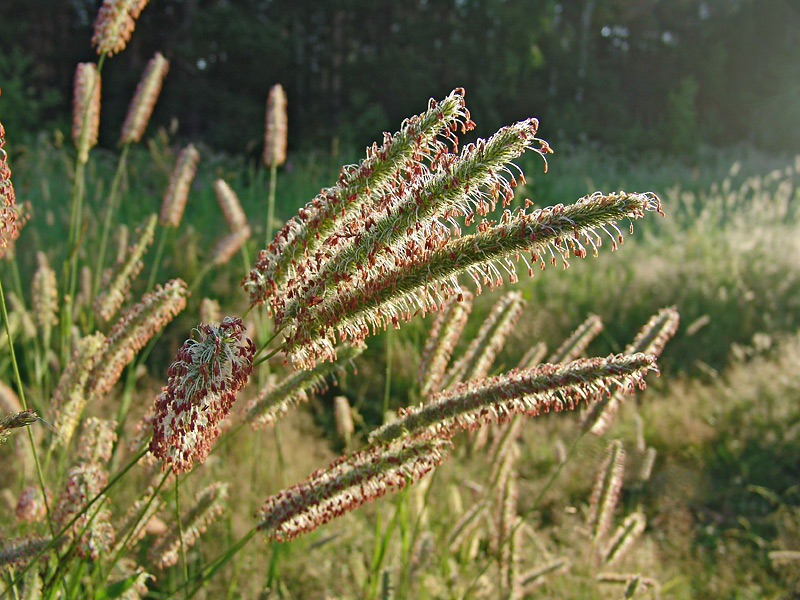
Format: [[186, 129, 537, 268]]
[[2, 95, 800, 600]]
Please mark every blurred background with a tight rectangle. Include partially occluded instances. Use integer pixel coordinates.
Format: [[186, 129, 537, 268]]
[[1, 0, 798, 158]]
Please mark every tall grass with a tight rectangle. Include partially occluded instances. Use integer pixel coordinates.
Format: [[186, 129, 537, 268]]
[[2, 4, 800, 598]]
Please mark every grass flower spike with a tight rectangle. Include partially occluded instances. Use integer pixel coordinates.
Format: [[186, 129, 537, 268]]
[[150, 317, 255, 473], [417, 291, 473, 396], [31, 251, 58, 334], [92, 0, 150, 56], [256, 438, 450, 542], [94, 213, 157, 321], [246, 343, 363, 428], [244, 88, 473, 307], [148, 482, 229, 569], [121, 52, 169, 143], [160, 144, 200, 227], [0, 119, 19, 257], [213, 178, 248, 231], [88, 279, 188, 400], [263, 83, 288, 168], [52, 333, 107, 447], [72, 63, 101, 164], [370, 353, 658, 445]]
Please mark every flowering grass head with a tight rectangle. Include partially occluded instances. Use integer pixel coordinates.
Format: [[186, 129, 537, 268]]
[[92, 0, 150, 56], [0, 118, 19, 258], [150, 317, 256, 473]]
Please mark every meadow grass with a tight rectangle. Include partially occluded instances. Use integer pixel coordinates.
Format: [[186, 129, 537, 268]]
[[2, 7, 800, 596]]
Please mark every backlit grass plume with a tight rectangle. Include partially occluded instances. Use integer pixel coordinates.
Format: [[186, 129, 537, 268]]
[[148, 482, 229, 569], [0, 119, 19, 257], [244, 88, 474, 307], [417, 291, 473, 397], [94, 213, 157, 322], [254, 112, 662, 368], [581, 306, 680, 435], [72, 62, 101, 164], [31, 251, 58, 335], [444, 290, 526, 385], [160, 144, 200, 228], [150, 317, 255, 473], [213, 178, 248, 231], [256, 437, 451, 542], [121, 51, 169, 144], [370, 353, 658, 445], [246, 343, 363, 428], [263, 83, 288, 168], [88, 278, 188, 400], [92, 0, 150, 56]]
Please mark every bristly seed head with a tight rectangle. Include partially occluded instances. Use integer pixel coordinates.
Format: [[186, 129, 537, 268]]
[[92, 0, 150, 56], [121, 51, 169, 143], [150, 317, 255, 474], [72, 63, 101, 164], [0, 118, 20, 259]]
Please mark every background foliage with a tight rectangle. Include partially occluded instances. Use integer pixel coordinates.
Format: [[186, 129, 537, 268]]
[[1, 0, 799, 155]]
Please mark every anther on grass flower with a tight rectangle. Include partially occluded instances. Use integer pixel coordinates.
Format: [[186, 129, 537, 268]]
[[0, 119, 19, 258], [121, 52, 169, 144], [94, 214, 157, 322], [160, 144, 200, 227], [88, 279, 188, 401], [77, 417, 118, 464], [52, 463, 116, 560], [213, 178, 248, 231], [256, 438, 450, 542], [92, 0, 150, 56], [370, 353, 658, 445], [148, 482, 229, 569], [31, 251, 58, 332], [210, 225, 252, 266], [15, 485, 50, 524], [243, 88, 473, 307], [263, 83, 288, 168], [150, 317, 255, 473], [52, 332, 106, 447], [245, 343, 363, 428], [0, 409, 38, 445], [72, 63, 101, 164], [418, 291, 473, 396]]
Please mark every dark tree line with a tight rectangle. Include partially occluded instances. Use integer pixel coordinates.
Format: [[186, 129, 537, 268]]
[[1, 0, 798, 156]]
